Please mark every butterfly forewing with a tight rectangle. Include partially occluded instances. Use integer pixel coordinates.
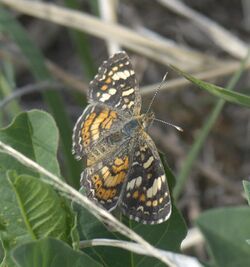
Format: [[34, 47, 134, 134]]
[[72, 104, 125, 160], [88, 52, 141, 116], [121, 133, 171, 224]]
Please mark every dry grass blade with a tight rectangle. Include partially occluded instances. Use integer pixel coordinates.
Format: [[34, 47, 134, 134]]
[[0, 140, 176, 267], [0, 0, 208, 70], [136, 26, 216, 67], [98, 0, 120, 54], [1, 44, 250, 98], [158, 0, 248, 59]]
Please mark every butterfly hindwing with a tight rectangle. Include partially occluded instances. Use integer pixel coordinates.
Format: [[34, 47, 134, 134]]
[[81, 141, 133, 211]]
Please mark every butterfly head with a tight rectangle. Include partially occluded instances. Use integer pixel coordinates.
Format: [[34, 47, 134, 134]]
[[141, 112, 155, 130]]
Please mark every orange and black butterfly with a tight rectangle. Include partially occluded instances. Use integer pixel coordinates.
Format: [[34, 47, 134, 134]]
[[72, 52, 171, 224]]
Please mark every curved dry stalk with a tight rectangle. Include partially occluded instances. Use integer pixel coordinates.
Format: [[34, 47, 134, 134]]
[[80, 238, 204, 267], [0, 140, 176, 267], [0, 0, 207, 70], [181, 228, 204, 251], [158, 0, 248, 59]]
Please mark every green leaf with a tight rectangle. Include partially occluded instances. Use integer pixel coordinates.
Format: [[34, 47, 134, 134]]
[[12, 237, 102, 267], [243, 180, 250, 206], [170, 65, 250, 108], [74, 200, 128, 267], [0, 110, 60, 178], [0, 110, 77, 265], [197, 207, 250, 267], [0, 72, 21, 121], [132, 206, 187, 267], [0, 8, 81, 187], [8, 172, 74, 243], [0, 154, 29, 267]]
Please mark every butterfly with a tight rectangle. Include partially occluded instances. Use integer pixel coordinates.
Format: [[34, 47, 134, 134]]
[[72, 51, 171, 224]]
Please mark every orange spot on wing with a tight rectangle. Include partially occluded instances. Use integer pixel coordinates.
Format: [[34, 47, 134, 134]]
[[110, 111, 117, 118], [102, 117, 112, 129], [114, 158, 123, 166], [96, 188, 105, 198], [91, 174, 99, 182], [101, 84, 108, 91], [103, 189, 111, 200], [81, 112, 97, 147], [105, 77, 112, 84], [112, 156, 129, 173], [110, 189, 117, 198], [133, 191, 139, 199], [139, 194, 146, 202]]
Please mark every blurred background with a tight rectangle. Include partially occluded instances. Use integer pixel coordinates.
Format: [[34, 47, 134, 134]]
[[0, 0, 249, 260]]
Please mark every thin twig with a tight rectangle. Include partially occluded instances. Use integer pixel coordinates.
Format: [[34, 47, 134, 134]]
[[0, 140, 176, 267]]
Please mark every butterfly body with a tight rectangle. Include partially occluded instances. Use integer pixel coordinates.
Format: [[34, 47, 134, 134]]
[[72, 51, 171, 224]]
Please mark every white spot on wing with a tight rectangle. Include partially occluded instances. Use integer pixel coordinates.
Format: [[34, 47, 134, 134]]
[[128, 101, 134, 108], [122, 88, 134, 96], [135, 176, 142, 187], [143, 156, 154, 169], [100, 93, 111, 102], [109, 88, 117, 95]]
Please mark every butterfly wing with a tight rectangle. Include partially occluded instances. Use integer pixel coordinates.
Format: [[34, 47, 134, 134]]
[[81, 139, 134, 211], [72, 51, 141, 160], [121, 133, 172, 224], [88, 51, 141, 116], [72, 104, 125, 160]]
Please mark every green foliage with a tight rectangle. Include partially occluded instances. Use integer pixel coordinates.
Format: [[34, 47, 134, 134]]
[[0, 111, 77, 266], [8, 172, 74, 243], [197, 207, 250, 267], [0, 110, 187, 267], [243, 180, 250, 206], [0, 110, 60, 178], [0, 8, 81, 187], [0, 6, 248, 263], [12, 237, 102, 267], [170, 64, 250, 108]]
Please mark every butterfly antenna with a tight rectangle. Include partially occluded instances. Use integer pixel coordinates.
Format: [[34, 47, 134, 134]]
[[146, 72, 168, 114], [153, 118, 183, 132]]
